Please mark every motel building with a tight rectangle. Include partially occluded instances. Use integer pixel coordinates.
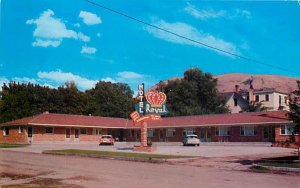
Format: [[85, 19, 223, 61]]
[[0, 111, 299, 144]]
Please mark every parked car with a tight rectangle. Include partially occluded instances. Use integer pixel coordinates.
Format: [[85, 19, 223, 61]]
[[99, 135, 114, 145], [183, 134, 200, 146]]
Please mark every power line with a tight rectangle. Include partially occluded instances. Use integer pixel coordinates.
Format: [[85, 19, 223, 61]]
[[85, 0, 300, 75]]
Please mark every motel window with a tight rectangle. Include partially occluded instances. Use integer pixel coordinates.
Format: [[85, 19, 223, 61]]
[[45, 127, 54, 134], [166, 128, 176, 137], [255, 95, 259, 102], [80, 128, 87, 134], [183, 128, 196, 136], [18, 126, 23, 134], [3, 127, 9, 136], [265, 94, 269, 102], [234, 98, 238, 106], [148, 129, 155, 137], [215, 127, 230, 136], [280, 125, 297, 135], [240, 126, 257, 136]]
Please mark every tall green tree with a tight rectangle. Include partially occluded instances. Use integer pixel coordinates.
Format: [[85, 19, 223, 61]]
[[85, 81, 135, 118], [289, 81, 300, 159], [164, 68, 229, 116]]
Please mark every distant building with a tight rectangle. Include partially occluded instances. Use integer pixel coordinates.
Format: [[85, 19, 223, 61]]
[[223, 85, 289, 113]]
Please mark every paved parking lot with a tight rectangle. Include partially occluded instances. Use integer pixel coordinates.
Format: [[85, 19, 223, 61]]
[[2, 142, 295, 157]]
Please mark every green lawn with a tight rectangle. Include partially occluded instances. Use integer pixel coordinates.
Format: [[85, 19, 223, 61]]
[[258, 161, 300, 169], [0, 143, 29, 148], [43, 149, 191, 159]]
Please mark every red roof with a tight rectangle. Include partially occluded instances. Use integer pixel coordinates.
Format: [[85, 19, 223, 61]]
[[1, 113, 132, 128], [145, 110, 291, 128], [1, 111, 291, 128]]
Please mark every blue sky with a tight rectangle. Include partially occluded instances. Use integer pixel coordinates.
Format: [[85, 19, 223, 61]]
[[0, 0, 299, 94]]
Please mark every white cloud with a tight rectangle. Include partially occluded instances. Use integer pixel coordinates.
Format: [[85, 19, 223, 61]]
[[79, 11, 102, 25], [32, 39, 61, 47], [235, 9, 251, 19], [37, 70, 98, 90], [13, 77, 37, 84], [74, 23, 80, 27], [77, 32, 90, 42], [101, 77, 116, 83], [145, 19, 238, 56], [184, 3, 226, 20], [117, 71, 144, 79], [185, 3, 251, 20], [0, 77, 9, 91], [27, 9, 91, 48], [81, 46, 97, 54]]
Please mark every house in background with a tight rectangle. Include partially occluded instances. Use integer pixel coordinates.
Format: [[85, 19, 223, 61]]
[[223, 85, 289, 113]]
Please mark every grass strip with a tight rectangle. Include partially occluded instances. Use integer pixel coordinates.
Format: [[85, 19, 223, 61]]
[[257, 162, 300, 169], [0, 143, 29, 148], [43, 149, 191, 159]]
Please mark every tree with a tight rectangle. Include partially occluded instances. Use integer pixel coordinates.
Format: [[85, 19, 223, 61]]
[[163, 68, 229, 116], [247, 101, 268, 112], [289, 80, 300, 159], [85, 81, 135, 118]]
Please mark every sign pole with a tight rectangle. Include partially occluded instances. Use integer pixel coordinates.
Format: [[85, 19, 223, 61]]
[[141, 121, 148, 147]]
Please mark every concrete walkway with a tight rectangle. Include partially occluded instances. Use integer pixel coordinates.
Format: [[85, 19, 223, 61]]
[[1, 142, 296, 157]]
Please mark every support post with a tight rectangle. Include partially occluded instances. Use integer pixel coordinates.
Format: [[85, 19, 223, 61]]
[[141, 121, 148, 147]]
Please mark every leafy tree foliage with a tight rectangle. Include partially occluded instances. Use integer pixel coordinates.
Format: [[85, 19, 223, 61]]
[[85, 82, 135, 118], [247, 101, 268, 112], [163, 68, 229, 116], [289, 81, 300, 134], [0, 81, 135, 123], [289, 81, 300, 159]]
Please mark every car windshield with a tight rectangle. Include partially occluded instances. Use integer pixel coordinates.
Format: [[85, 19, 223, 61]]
[[102, 136, 112, 139], [187, 136, 198, 139]]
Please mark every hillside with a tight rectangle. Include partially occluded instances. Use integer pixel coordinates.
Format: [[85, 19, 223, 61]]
[[149, 73, 299, 94]]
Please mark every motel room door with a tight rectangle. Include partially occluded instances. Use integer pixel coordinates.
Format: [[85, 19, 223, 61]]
[[27, 127, 33, 143], [65, 128, 71, 142], [200, 127, 211, 142], [74, 128, 79, 142], [159, 129, 165, 142], [263, 126, 275, 142]]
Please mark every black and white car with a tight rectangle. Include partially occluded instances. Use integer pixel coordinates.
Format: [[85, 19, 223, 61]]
[[183, 134, 200, 146]]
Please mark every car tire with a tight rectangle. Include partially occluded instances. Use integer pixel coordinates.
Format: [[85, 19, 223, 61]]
[[197, 144, 200, 146]]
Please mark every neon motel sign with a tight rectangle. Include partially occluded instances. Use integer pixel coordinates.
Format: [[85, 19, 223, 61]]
[[130, 83, 168, 125]]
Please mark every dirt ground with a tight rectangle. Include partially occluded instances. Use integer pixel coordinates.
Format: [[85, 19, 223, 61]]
[[0, 150, 299, 188]]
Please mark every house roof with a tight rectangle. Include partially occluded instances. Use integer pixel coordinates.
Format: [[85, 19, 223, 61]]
[[1, 110, 291, 129]]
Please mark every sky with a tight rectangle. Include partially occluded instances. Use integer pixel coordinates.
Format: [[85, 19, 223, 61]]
[[0, 0, 300, 94]]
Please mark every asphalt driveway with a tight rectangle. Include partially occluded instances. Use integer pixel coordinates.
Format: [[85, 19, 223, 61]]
[[1, 142, 295, 157]]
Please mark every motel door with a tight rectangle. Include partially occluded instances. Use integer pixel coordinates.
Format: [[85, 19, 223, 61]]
[[159, 129, 165, 142], [263, 126, 275, 142], [200, 127, 211, 142], [27, 127, 33, 143], [65, 128, 71, 142], [74, 129, 79, 142]]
